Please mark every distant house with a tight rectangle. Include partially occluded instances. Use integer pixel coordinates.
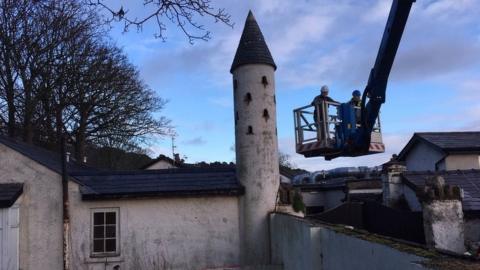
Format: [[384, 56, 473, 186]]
[[382, 132, 480, 253], [295, 176, 382, 216], [397, 132, 480, 171], [143, 155, 305, 184], [142, 154, 179, 169]]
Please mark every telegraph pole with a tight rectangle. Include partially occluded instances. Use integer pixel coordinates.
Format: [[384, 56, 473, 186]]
[[60, 135, 70, 270]]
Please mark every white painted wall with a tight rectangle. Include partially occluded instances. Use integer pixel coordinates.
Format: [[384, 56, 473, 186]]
[[444, 154, 480, 170], [405, 141, 444, 171], [233, 63, 279, 265], [302, 192, 324, 207], [69, 182, 241, 270], [302, 190, 345, 213], [145, 160, 177, 170], [0, 143, 63, 270], [270, 213, 429, 270]]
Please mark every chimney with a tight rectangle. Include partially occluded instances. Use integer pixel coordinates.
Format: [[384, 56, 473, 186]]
[[418, 175, 465, 253], [382, 155, 406, 208]]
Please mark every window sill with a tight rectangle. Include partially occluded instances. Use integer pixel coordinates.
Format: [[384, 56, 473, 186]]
[[86, 254, 123, 264]]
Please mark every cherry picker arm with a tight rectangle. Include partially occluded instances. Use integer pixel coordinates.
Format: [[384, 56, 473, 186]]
[[294, 0, 415, 160]]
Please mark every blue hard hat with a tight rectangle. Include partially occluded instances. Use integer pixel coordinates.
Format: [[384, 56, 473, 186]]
[[352, 90, 361, 97]]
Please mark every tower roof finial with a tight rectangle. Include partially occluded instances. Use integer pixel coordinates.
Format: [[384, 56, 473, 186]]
[[230, 10, 276, 73]]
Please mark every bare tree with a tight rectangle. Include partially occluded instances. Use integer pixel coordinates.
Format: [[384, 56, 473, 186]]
[[86, 0, 233, 43], [0, 0, 171, 161], [279, 151, 296, 170]]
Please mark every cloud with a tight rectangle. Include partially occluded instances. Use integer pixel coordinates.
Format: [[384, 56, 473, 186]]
[[393, 38, 480, 81], [182, 136, 207, 146], [146, 145, 171, 158], [361, 0, 390, 23], [133, 0, 480, 94], [192, 121, 216, 132], [423, 0, 476, 18]]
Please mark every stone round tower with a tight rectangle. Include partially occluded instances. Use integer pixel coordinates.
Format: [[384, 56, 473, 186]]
[[230, 11, 280, 266]]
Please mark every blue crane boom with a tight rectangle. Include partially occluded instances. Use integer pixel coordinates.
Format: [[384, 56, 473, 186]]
[[358, 0, 416, 152]]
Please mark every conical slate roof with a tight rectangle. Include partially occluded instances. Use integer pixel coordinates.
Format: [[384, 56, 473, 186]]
[[230, 11, 276, 73]]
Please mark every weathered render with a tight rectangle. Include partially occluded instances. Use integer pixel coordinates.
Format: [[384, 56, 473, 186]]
[[231, 11, 280, 266], [69, 182, 241, 270], [0, 143, 63, 270], [382, 161, 406, 208], [270, 213, 429, 270], [423, 200, 466, 253]]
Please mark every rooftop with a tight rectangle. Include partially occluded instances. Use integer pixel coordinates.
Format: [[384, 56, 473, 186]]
[[71, 167, 244, 200], [230, 10, 276, 73], [0, 136, 244, 200], [398, 132, 480, 160], [0, 183, 23, 208], [0, 135, 92, 175], [402, 169, 480, 212]]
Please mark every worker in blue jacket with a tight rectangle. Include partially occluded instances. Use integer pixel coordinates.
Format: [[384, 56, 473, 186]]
[[349, 90, 362, 107]]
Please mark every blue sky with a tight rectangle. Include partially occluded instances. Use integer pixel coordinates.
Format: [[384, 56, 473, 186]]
[[104, 0, 480, 171]]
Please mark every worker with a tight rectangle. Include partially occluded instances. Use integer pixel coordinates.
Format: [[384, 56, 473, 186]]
[[350, 90, 362, 126], [311, 85, 334, 106], [349, 90, 361, 107], [311, 85, 335, 142]]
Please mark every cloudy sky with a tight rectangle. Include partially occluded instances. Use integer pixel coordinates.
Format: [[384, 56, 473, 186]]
[[105, 0, 480, 171]]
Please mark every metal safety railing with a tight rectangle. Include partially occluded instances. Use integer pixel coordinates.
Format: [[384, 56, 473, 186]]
[[294, 101, 383, 150], [294, 101, 341, 149]]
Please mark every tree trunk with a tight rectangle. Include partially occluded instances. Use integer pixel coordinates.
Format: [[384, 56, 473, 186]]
[[5, 76, 16, 138], [74, 109, 88, 162], [23, 83, 33, 143]]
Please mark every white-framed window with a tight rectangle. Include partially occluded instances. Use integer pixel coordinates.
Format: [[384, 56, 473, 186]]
[[91, 208, 119, 257]]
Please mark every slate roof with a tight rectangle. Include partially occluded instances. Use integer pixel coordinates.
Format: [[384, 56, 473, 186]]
[[295, 177, 355, 191], [402, 170, 480, 212], [0, 183, 23, 208], [0, 135, 92, 175], [71, 168, 244, 200], [398, 132, 480, 160], [296, 177, 382, 193], [0, 136, 243, 200], [230, 10, 276, 73]]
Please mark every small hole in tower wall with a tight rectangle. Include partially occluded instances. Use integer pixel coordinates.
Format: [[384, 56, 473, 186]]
[[244, 92, 252, 104], [273, 95, 276, 104], [235, 111, 239, 124], [247, 126, 253, 135], [262, 76, 268, 88], [263, 109, 270, 121], [233, 79, 238, 90]]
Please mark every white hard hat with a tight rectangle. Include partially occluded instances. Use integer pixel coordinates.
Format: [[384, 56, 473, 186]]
[[321, 85, 329, 93]]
